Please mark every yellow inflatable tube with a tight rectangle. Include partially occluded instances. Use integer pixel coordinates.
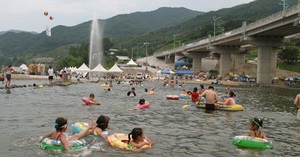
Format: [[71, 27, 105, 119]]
[[107, 133, 151, 151], [196, 103, 244, 111]]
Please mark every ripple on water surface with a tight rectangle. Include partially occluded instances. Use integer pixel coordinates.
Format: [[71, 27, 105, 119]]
[[1, 80, 300, 156]]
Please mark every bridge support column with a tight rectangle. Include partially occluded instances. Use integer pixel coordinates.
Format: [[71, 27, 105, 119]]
[[192, 56, 202, 73], [220, 53, 231, 75], [182, 52, 208, 73], [165, 55, 174, 64], [211, 46, 247, 75], [245, 37, 283, 86], [233, 54, 245, 71], [257, 47, 277, 86]]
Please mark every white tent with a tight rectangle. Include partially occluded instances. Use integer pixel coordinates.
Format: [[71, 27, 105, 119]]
[[76, 63, 90, 72], [126, 59, 137, 66], [19, 64, 29, 71], [91, 63, 107, 72], [107, 63, 123, 73]]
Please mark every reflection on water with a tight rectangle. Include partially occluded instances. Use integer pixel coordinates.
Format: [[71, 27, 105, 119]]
[[1, 80, 300, 156]]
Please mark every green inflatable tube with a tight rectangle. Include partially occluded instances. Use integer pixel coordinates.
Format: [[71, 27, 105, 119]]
[[232, 136, 273, 149]]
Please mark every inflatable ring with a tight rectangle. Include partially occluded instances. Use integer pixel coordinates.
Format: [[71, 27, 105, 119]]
[[166, 95, 179, 100], [196, 103, 244, 111], [149, 91, 155, 95], [101, 84, 110, 87], [179, 94, 190, 99], [40, 137, 86, 150], [82, 98, 92, 105], [107, 133, 151, 151], [136, 102, 150, 109], [232, 136, 273, 149], [71, 122, 108, 136]]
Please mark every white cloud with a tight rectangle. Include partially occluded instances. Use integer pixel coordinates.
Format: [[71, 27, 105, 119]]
[[0, 0, 254, 32]]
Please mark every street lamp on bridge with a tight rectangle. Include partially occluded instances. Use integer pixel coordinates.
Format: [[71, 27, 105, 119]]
[[173, 34, 179, 49], [144, 42, 149, 71], [213, 16, 221, 37]]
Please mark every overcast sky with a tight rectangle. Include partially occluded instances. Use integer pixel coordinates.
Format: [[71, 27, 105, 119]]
[[0, 0, 254, 33]]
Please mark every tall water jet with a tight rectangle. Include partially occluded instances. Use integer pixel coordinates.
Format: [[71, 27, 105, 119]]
[[89, 18, 103, 71]]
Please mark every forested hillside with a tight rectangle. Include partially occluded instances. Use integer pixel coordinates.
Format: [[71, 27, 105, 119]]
[[0, 7, 201, 66]]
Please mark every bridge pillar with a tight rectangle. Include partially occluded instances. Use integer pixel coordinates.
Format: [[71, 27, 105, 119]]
[[165, 55, 174, 64], [256, 47, 277, 86], [182, 52, 208, 72], [220, 53, 232, 75], [211, 46, 247, 75], [233, 54, 245, 71], [245, 37, 283, 86], [192, 55, 203, 72]]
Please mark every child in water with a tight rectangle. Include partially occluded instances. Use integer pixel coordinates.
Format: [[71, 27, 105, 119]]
[[92, 115, 110, 140], [128, 128, 152, 148], [87, 94, 101, 105], [248, 118, 268, 139], [127, 87, 136, 96], [39, 117, 93, 151]]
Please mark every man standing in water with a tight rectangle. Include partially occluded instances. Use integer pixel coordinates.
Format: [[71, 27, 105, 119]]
[[294, 94, 300, 119], [199, 86, 218, 110], [48, 66, 54, 86]]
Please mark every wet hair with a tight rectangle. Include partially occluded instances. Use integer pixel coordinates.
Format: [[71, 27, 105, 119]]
[[139, 99, 145, 104], [229, 91, 236, 97], [128, 128, 143, 144], [96, 115, 110, 131], [89, 94, 95, 98], [208, 86, 214, 89], [54, 117, 68, 131], [251, 118, 263, 128], [144, 88, 148, 92], [187, 91, 192, 94], [131, 87, 135, 90], [193, 87, 198, 92], [200, 85, 204, 89], [33, 83, 37, 86]]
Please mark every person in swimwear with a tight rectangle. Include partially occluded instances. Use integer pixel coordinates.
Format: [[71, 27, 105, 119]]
[[92, 115, 110, 140], [127, 87, 136, 96], [127, 128, 152, 148], [6, 65, 13, 89], [191, 87, 199, 103], [86, 94, 100, 105], [39, 117, 93, 151], [248, 118, 267, 139], [199, 86, 218, 110], [293, 94, 300, 111], [217, 91, 236, 106]]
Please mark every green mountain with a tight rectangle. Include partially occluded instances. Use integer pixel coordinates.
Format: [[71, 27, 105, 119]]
[[115, 0, 299, 55], [0, 7, 202, 65]]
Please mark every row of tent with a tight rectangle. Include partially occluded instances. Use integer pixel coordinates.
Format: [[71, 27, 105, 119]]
[[73, 63, 123, 73]]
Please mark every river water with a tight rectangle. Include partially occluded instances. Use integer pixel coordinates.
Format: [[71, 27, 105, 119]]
[[1, 80, 300, 157]]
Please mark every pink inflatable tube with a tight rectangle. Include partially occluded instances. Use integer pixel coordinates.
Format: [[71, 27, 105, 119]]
[[136, 102, 150, 109], [82, 98, 92, 105]]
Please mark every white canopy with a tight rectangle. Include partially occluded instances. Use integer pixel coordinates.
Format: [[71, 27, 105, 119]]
[[19, 64, 29, 70], [107, 63, 123, 73], [91, 63, 107, 72], [70, 67, 78, 72], [126, 59, 137, 66], [76, 63, 90, 72]]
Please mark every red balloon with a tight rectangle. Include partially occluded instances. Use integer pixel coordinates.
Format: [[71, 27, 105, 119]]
[[49, 16, 54, 20]]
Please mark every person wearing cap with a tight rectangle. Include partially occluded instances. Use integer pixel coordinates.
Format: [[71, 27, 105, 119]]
[[248, 118, 268, 139], [217, 91, 236, 106], [199, 86, 218, 110]]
